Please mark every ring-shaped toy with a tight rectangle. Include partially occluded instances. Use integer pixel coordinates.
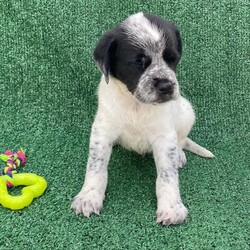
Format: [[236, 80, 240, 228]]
[[0, 173, 47, 210]]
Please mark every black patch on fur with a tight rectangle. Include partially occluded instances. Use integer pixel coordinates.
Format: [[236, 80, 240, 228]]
[[110, 32, 150, 93], [94, 26, 147, 91]]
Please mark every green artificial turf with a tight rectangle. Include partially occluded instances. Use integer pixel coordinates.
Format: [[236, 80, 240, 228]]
[[0, 0, 249, 249]]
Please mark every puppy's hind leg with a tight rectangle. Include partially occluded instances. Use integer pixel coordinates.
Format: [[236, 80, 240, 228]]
[[177, 148, 187, 168]]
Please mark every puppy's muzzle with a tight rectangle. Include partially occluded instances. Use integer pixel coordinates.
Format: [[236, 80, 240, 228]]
[[153, 78, 175, 95]]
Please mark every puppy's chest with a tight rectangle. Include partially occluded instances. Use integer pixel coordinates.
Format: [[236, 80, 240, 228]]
[[116, 105, 156, 154]]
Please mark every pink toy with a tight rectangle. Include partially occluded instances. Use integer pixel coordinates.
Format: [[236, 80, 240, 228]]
[[0, 149, 26, 188]]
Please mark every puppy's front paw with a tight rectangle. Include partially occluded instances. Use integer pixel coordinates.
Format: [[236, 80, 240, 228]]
[[71, 189, 104, 217], [156, 201, 188, 226]]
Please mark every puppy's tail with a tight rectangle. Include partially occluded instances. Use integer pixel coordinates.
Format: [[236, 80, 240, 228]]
[[184, 138, 215, 158]]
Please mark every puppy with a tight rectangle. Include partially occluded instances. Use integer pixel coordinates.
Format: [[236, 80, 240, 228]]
[[71, 12, 214, 226]]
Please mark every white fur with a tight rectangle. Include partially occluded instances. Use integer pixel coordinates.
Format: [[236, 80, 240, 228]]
[[71, 76, 197, 225], [121, 12, 163, 49], [99, 76, 194, 153]]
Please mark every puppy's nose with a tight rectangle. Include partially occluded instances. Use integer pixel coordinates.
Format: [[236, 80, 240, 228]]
[[153, 78, 174, 95]]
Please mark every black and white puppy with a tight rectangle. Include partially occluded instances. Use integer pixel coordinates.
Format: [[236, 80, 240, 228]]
[[71, 12, 214, 226]]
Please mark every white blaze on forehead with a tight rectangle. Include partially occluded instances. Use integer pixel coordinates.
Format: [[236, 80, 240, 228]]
[[121, 12, 163, 48]]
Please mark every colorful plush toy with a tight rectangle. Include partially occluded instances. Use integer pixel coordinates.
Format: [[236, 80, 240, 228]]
[[0, 149, 47, 210]]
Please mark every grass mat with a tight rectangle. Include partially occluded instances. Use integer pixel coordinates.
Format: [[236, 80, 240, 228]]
[[0, 0, 249, 249]]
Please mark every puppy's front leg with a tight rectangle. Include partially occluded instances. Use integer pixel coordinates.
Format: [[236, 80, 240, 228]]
[[71, 121, 114, 217], [152, 134, 188, 226]]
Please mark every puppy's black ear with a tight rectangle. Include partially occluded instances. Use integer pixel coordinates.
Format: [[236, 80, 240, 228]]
[[93, 30, 117, 83], [175, 29, 182, 55]]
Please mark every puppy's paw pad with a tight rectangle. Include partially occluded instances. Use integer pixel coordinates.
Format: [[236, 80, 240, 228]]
[[71, 191, 103, 217], [157, 202, 188, 226]]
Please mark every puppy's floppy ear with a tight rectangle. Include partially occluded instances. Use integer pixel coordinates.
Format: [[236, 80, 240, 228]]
[[175, 29, 182, 55], [93, 30, 117, 83]]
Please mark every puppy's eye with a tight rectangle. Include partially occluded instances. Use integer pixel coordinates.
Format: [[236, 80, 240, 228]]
[[129, 55, 151, 69], [133, 58, 144, 65]]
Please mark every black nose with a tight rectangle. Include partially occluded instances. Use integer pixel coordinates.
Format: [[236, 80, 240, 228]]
[[153, 78, 174, 95]]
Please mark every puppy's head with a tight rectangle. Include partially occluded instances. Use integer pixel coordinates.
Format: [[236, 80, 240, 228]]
[[94, 12, 182, 104]]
